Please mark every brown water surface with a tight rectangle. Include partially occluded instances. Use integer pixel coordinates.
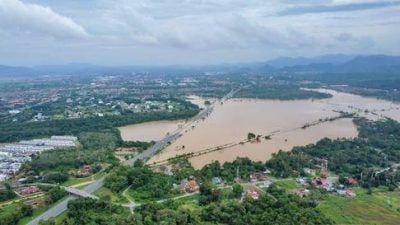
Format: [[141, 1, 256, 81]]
[[121, 90, 400, 168]]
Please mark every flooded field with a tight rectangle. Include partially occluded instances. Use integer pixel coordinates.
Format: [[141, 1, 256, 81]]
[[119, 120, 185, 142], [123, 90, 400, 168], [118, 95, 212, 142], [150, 90, 400, 168]]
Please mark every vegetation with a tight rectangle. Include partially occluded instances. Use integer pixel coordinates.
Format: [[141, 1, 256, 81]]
[[235, 83, 332, 100], [199, 158, 265, 183], [44, 186, 67, 204], [293, 72, 400, 101], [120, 140, 155, 153], [21, 131, 120, 185], [0, 107, 199, 143], [0, 183, 16, 202], [266, 118, 400, 188], [0, 204, 33, 225], [198, 181, 221, 206], [61, 198, 131, 225], [56, 185, 332, 225], [319, 187, 400, 225], [105, 166, 177, 201]]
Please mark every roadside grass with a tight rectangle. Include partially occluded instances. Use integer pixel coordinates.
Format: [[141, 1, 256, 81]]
[[0, 203, 18, 215], [63, 176, 93, 187], [127, 188, 180, 203], [19, 196, 69, 225], [62, 169, 106, 187], [318, 187, 400, 225], [169, 194, 201, 211], [53, 211, 67, 225], [94, 187, 128, 204]]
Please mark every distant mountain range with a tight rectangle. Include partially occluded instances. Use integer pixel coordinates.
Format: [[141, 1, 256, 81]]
[[277, 55, 400, 74], [1, 54, 400, 77], [266, 54, 356, 68]]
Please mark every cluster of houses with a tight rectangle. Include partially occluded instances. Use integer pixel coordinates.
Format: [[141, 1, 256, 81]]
[[294, 169, 358, 198], [0, 136, 77, 181], [247, 171, 273, 199], [176, 176, 199, 193], [64, 98, 178, 119]]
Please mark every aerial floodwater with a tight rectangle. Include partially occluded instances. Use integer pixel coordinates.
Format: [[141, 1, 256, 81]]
[[123, 89, 400, 169], [151, 89, 400, 168], [119, 120, 185, 142], [118, 96, 207, 142]]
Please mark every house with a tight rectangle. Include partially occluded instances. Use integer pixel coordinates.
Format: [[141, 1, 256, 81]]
[[188, 180, 199, 192], [212, 177, 223, 185], [178, 180, 193, 193], [78, 165, 92, 176], [263, 169, 271, 174], [312, 177, 332, 190], [250, 174, 257, 182], [347, 176, 358, 186], [250, 172, 269, 182], [296, 177, 307, 186], [247, 191, 259, 200], [244, 184, 263, 200], [178, 178, 199, 193]]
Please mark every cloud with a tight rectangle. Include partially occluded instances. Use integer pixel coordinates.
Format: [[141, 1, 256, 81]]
[[96, 2, 317, 51], [279, 1, 400, 15], [0, 0, 398, 65], [0, 0, 88, 39]]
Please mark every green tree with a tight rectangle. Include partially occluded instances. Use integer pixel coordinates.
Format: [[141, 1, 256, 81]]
[[232, 184, 243, 198], [247, 132, 256, 140]]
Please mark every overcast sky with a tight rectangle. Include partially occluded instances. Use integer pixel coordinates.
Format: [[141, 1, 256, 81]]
[[0, 0, 399, 66]]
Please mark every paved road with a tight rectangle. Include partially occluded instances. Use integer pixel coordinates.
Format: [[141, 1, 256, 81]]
[[64, 187, 99, 199], [27, 178, 105, 225], [27, 88, 242, 224], [125, 104, 214, 165]]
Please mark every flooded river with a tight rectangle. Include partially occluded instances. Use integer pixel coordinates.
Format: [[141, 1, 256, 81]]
[[121, 90, 400, 168], [119, 120, 185, 142]]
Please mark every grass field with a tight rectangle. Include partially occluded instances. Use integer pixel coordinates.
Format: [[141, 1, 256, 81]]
[[318, 187, 400, 225], [94, 187, 128, 204], [273, 178, 298, 190]]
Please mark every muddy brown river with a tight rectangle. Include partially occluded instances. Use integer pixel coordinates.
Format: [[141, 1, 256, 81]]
[[120, 89, 400, 168]]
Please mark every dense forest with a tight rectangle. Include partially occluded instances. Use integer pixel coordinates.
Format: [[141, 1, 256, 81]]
[[235, 83, 332, 100], [0, 103, 199, 143], [43, 185, 332, 225]]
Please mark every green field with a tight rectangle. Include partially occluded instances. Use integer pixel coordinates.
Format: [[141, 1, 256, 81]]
[[273, 178, 298, 190], [94, 187, 129, 204], [319, 188, 400, 225]]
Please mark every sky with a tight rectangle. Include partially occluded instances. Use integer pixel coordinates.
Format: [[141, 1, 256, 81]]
[[0, 0, 399, 66]]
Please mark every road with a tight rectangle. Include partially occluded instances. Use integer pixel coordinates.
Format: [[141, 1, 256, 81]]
[[125, 99, 215, 165], [27, 178, 105, 225], [27, 88, 242, 225]]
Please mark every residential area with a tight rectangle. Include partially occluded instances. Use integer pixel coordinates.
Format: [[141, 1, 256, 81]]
[[0, 136, 78, 181]]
